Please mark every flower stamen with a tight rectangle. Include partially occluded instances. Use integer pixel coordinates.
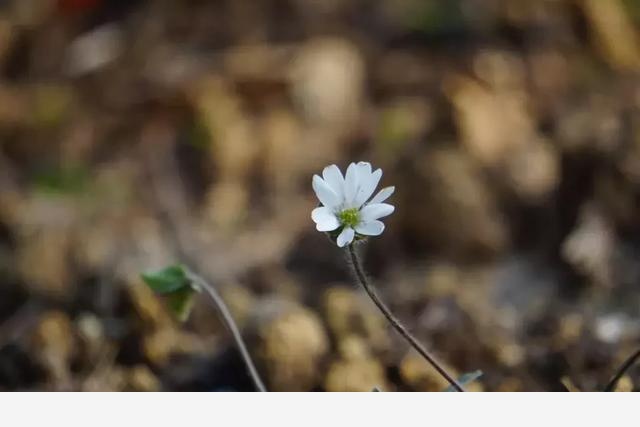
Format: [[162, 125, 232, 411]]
[[338, 208, 360, 228]]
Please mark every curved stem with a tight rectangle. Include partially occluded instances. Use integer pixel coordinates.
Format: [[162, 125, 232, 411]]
[[143, 133, 266, 392], [604, 348, 640, 392], [188, 271, 267, 392], [347, 244, 465, 392]]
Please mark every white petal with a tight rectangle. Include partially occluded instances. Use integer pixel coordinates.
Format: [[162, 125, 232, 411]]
[[336, 227, 355, 247], [356, 162, 372, 183], [312, 207, 340, 231], [368, 186, 395, 204], [355, 220, 385, 236], [344, 163, 359, 207], [312, 175, 340, 208], [360, 203, 395, 222], [322, 165, 344, 200], [354, 168, 382, 207]]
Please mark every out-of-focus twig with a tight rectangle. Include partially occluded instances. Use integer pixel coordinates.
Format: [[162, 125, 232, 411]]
[[604, 348, 640, 392]]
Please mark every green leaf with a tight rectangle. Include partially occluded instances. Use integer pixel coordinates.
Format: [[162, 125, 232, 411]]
[[166, 286, 197, 322], [140, 264, 201, 322], [141, 264, 190, 294], [443, 370, 483, 392]]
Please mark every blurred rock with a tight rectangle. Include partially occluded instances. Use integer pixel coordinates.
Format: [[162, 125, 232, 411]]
[[496, 377, 524, 392], [191, 77, 256, 180], [324, 335, 388, 392], [496, 343, 526, 369], [125, 365, 161, 392], [202, 181, 249, 231], [291, 37, 365, 131], [324, 358, 387, 392], [594, 314, 639, 344], [405, 148, 506, 257], [248, 298, 329, 391], [503, 138, 559, 202], [76, 312, 105, 361], [65, 24, 124, 76], [399, 351, 458, 392], [447, 72, 529, 167], [473, 49, 526, 91], [143, 328, 209, 367], [422, 263, 460, 299], [322, 286, 389, 353], [81, 364, 127, 392], [613, 375, 634, 392], [30, 310, 75, 386], [556, 97, 622, 153], [17, 226, 73, 299], [337, 335, 370, 361], [562, 204, 614, 288], [259, 107, 304, 197], [558, 313, 584, 345], [192, 77, 256, 231], [449, 53, 560, 201]]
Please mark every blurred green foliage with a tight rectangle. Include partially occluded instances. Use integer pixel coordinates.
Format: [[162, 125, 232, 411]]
[[32, 165, 90, 195]]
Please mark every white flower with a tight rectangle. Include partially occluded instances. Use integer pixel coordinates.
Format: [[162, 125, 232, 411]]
[[311, 162, 395, 247]]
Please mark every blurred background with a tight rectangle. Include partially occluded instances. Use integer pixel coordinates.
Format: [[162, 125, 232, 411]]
[[0, 0, 640, 392]]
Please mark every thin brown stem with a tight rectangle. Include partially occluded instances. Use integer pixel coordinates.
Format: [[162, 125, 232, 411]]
[[604, 348, 640, 392], [347, 244, 465, 392], [188, 271, 267, 392]]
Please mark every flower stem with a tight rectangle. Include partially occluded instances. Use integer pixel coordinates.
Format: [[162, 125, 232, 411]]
[[603, 347, 640, 392], [347, 244, 465, 392], [187, 270, 267, 392]]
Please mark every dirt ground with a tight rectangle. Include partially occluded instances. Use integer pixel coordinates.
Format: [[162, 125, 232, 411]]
[[0, 0, 640, 391]]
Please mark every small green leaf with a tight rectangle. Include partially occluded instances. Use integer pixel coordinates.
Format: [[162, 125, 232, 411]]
[[443, 370, 483, 392], [141, 264, 190, 294], [140, 264, 200, 322], [166, 286, 197, 322]]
